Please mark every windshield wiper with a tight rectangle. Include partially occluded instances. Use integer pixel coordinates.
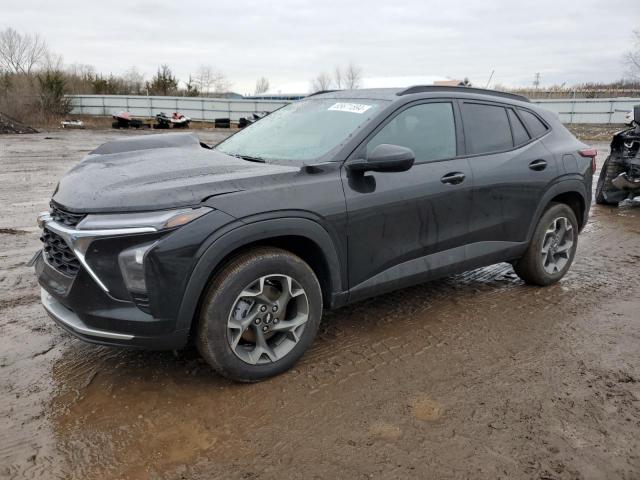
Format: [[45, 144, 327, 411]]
[[237, 154, 266, 163]]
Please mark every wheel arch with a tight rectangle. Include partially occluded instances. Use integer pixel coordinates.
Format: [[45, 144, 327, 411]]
[[175, 217, 345, 334], [527, 180, 589, 242], [549, 191, 585, 229]]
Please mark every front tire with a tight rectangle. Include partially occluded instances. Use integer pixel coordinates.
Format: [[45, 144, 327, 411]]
[[196, 247, 323, 382], [514, 203, 579, 286]]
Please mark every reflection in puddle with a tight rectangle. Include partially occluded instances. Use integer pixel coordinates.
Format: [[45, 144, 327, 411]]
[[49, 347, 257, 479]]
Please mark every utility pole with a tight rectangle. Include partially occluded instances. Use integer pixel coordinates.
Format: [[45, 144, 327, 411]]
[[533, 72, 541, 89], [485, 70, 495, 89]]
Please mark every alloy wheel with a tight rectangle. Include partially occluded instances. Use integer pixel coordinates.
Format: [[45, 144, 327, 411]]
[[227, 274, 309, 365], [541, 216, 574, 274]]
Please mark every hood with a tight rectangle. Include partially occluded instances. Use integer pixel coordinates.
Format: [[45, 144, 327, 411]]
[[52, 133, 299, 213]]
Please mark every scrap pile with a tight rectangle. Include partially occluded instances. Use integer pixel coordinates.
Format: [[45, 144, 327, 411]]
[[154, 112, 191, 129], [61, 119, 85, 129], [109, 110, 268, 130], [238, 111, 269, 128], [112, 111, 148, 129], [0, 112, 37, 134], [112, 111, 192, 130]]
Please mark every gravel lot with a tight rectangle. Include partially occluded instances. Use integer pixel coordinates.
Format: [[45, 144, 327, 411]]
[[1, 130, 639, 480]]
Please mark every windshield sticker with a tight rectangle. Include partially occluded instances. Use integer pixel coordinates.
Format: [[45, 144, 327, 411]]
[[328, 103, 372, 114]]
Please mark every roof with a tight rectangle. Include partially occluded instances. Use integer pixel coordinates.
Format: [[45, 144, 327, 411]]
[[310, 86, 530, 104], [309, 88, 403, 101]]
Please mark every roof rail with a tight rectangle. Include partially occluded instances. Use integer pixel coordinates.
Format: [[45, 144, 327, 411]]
[[307, 89, 341, 97], [397, 85, 530, 103]]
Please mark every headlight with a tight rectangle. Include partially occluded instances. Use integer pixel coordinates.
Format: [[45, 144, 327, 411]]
[[118, 241, 157, 293], [77, 207, 212, 231]]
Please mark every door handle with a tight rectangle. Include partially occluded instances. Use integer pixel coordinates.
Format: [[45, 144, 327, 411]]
[[440, 172, 466, 185], [529, 159, 547, 171]]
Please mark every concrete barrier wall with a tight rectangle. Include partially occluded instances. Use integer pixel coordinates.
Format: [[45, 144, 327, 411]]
[[68, 94, 639, 124]]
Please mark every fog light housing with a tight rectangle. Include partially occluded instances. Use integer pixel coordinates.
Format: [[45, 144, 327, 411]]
[[118, 241, 156, 293]]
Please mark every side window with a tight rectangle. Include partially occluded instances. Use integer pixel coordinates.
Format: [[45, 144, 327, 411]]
[[518, 109, 548, 138], [461, 103, 512, 154], [366, 102, 456, 162], [508, 109, 530, 146]]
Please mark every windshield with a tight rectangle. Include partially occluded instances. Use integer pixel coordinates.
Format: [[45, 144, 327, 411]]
[[215, 98, 387, 162]]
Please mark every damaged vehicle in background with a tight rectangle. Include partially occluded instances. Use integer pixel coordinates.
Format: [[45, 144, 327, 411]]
[[596, 105, 640, 206], [34, 86, 594, 382]]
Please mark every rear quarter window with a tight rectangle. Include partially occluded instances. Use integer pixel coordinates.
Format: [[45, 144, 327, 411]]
[[508, 109, 530, 146], [518, 109, 549, 138], [461, 103, 512, 155]]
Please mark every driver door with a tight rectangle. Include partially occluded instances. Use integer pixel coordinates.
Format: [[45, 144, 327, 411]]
[[342, 100, 473, 301]]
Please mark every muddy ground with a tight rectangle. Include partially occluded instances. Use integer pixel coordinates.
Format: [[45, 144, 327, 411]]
[[1, 130, 639, 480]]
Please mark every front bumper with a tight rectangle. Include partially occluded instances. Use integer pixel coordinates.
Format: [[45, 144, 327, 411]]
[[35, 213, 191, 350], [41, 286, 189, 349], [35, 206, 237, 350], [41, 287, 133, 341]]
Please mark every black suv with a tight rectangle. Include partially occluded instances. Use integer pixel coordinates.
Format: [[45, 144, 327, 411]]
[[35, 86, 595, 381]]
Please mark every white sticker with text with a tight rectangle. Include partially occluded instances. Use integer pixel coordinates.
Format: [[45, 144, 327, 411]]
[[328, 103, 372, 114]]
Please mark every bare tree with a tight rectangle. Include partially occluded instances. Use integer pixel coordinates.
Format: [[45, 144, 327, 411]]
[[42, 50, 63, 72], [334, 66, 343, 89], [0, 28, 48, 75], [310, 72, 332, 92], [344, 61, 363, 89], [123, 66, 145, 94], [254, 76, 270, 95], [67, 63, 96, 80], [65, 63, 96, 94], [624, 29, 640, 80], [193, 65, 231, 96], [193, 65, 214, 94], [211, 70, 231, 94], [184, 75, 200, 97]]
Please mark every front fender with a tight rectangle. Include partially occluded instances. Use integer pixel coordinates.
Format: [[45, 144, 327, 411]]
[[174, 216, 345, 334]]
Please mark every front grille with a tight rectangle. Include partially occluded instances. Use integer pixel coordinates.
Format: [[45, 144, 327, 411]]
[[41, 228, 81, 276], [50, 204, 85, 228]]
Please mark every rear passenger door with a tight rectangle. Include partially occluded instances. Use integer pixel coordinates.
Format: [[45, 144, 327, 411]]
[[460, 101, 557, 246]]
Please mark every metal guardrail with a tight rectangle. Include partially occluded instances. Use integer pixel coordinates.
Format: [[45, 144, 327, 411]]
[[68, 95, 289, 122], [531, 98, 638, 124], [68, 94, 639, 124]]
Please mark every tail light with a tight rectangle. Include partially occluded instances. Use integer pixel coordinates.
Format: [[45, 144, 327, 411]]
[[579, 148, 597, 173]]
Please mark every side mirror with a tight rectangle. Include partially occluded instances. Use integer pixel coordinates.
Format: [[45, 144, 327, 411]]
[[348, 144, 415, 173]]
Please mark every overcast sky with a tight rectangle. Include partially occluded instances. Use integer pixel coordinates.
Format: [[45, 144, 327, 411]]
[[2, 0, 639, 94]]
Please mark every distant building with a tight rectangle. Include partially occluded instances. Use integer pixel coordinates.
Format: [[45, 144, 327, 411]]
[[433, 79, 465, 86], [220, 92, 244, 99]]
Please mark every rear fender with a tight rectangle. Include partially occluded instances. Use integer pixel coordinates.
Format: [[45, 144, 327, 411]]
[[526, 179, 589, 241]]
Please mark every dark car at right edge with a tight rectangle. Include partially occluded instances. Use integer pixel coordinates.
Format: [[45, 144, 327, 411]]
[[35, 86, 595, 381]]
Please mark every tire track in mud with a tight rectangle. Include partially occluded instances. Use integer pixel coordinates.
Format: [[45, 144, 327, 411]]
[[44, 225, 639, 480], [0, 129, 238, 480], [181, 148, 640, 479], [2, 138, 640, 479]]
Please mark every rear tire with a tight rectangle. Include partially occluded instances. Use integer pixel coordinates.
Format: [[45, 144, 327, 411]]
[[595, 154, 622, 205], [514, 203, 578, 286], [196, 247, 323, 382]]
